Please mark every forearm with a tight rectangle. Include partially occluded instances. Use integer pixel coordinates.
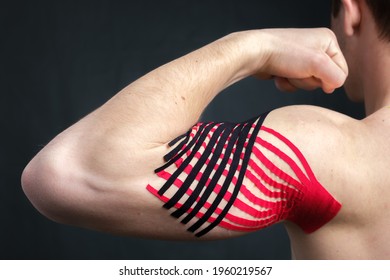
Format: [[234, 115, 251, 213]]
[[99, 31, 266, 144], [93, 28, 348, 148]]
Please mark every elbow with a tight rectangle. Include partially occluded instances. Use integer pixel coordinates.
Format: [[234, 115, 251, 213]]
[[21, 127, 142, 234], [21, 150, 78, 225], [21, 154, 60, 223]]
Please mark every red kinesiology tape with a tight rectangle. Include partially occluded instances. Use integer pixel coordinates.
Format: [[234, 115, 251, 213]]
[[146, 112, 341, 237]]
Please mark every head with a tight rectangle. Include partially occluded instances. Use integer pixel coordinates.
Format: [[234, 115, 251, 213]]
[[330, 0, 390, 102]]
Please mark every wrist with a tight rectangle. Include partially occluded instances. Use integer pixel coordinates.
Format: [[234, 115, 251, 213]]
[[223, 30, 273, 81]]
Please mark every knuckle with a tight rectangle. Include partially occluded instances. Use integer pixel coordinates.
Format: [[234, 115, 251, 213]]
[[319, 27, 336, 38]]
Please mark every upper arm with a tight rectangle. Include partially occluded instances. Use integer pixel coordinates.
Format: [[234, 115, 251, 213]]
[[146, 106, 349, 238], [22, 105, 353, 240]]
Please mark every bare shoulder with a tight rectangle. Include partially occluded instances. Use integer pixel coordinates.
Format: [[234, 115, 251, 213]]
[[265, 105, 365, 191], [264, 105, 371, 228]]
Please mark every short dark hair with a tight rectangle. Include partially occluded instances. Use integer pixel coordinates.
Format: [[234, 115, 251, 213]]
[[332, 0, 390, 41]]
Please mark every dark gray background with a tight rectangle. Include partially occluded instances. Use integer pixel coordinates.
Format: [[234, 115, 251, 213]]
[[1, 0, 364, 259]]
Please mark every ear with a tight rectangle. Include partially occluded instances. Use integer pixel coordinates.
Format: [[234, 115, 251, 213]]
[[341, 0, 362, 36]]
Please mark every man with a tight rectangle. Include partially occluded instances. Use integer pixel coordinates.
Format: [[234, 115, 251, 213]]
[[21, 0, 390, 259]]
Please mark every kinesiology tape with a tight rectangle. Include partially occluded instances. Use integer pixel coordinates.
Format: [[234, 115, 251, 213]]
[[146, 112, 341, 237]]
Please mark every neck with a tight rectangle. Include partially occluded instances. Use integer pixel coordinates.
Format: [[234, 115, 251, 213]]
[[362, 44, 390, 116], [344, 5, 390, 116], [364, 84, 390, 116]]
